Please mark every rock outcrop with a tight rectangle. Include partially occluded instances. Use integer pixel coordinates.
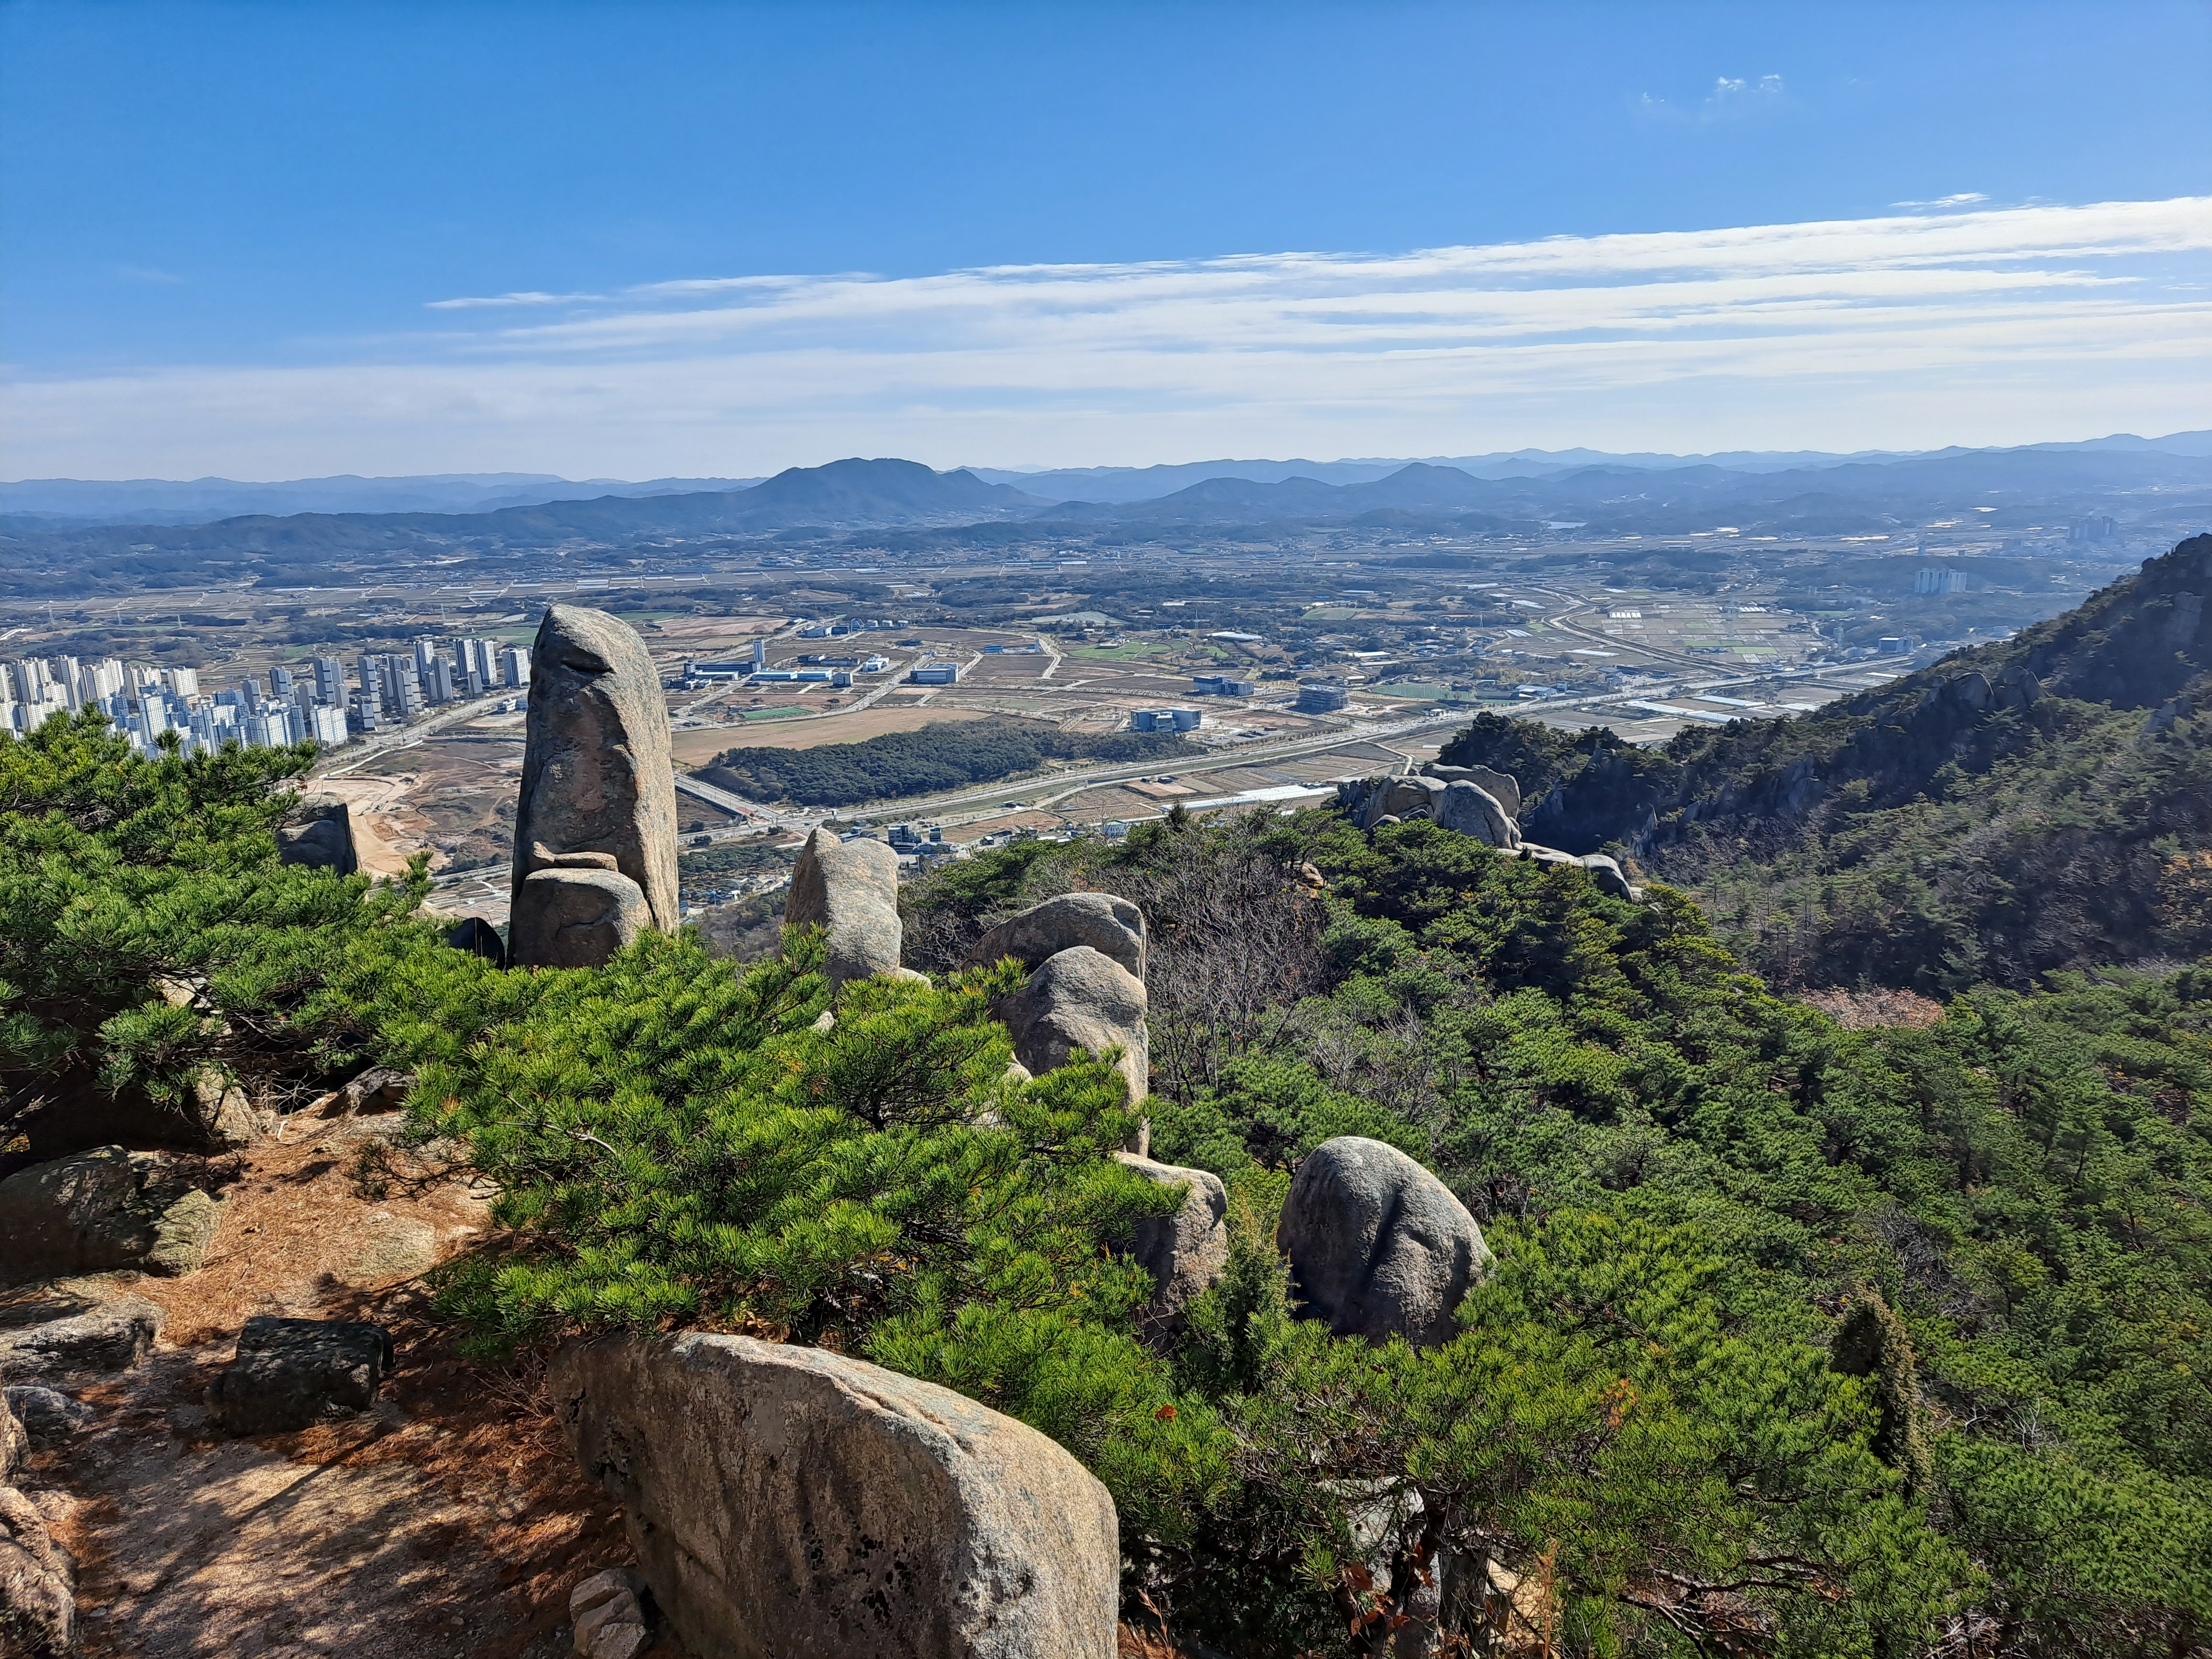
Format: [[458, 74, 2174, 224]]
[[1579, 853, 1637, 902], [1427, 763, 1522, 820], [0, 1388, 88, 1449], [1335, 769, 1644, 900], [1339, 775, 1444, 830], [966, 892, 1147, 982], [207, 1316, 395, 1436], [274, 793, 358, 875], [785, 829, 907, 988], [549, 1331, 1119, 1659], [1276, 1137, 1491, 1348], [995, 946, 1149, 1108], [1435, 780, 1519, 847], [1338, 771, 1525, 847], [510, 605, 680, 968], [1112, 1153, 1229, 1333], [0, 1146, 221, 1277], [0, 1391, 74, 1659]]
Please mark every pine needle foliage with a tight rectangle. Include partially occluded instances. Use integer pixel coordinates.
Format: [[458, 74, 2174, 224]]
[[363, 929, 1176, 1347], [0, 710, 425, 1157]]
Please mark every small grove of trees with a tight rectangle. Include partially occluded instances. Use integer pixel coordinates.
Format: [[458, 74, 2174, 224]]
[[709, 716, 1196, 807]]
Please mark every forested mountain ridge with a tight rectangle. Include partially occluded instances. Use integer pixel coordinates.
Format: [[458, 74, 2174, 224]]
[[1445, 534, 2212, 990]]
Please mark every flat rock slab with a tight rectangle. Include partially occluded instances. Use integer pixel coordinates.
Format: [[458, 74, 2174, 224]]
[[967, 893, 1147, 982], [0, 1295, 164, 1383], [550, 1331, 1119, 1659], [1276, 1136, 1491, 1349], [208, 1316, 395, 1436], [0, 1145, 222, 1277], [571, 1566, 652, 1659]]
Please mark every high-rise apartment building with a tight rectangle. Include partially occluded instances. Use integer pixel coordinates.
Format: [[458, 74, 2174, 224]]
[[311, 656, 345, 706], [499, 647, 531, 688], [86, 659, 127, 703], [270, 665, 295, 702], [377, 655, 424, 720]]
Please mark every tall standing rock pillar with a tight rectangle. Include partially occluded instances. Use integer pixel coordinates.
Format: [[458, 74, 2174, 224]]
[[510, 605, 679, 968]]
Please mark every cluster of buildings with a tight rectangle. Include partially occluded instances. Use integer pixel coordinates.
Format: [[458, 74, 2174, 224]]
[[1914, 567, 1969, 596], [344, 637, 529, 734], [1, 635, 529, 756], [1191, 673, 1254, 697], [682, 635, 896, 689]]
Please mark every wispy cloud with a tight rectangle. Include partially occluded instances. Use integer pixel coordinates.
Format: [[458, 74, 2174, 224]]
[[113, 264, 183, 285], [9, 198, 2210, 476], [1639, 73, 1788, 123], [1893, 192, 1991, 210], [423, 290, 603, 310]]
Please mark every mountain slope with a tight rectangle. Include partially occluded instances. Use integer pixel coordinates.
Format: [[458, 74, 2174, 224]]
[[1441, 535, 2212, 989]]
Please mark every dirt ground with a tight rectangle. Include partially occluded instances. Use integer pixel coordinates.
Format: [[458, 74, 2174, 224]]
[[668, 703, 990, 764], [23, 1128, 647, 1659]]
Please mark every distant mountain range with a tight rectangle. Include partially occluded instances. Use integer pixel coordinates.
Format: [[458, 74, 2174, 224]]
[[965, 431, 2212, 500], [5, 443, 2208, 594], [9, 432, 2206, 530], [0, 471, 763, 528], [1039, 445, 2212, 530]]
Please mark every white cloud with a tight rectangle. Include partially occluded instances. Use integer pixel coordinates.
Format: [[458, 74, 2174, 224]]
[[1892, 192, 1992, 210], [423, 290, 604, 310], [8, 197, 2210, 476]]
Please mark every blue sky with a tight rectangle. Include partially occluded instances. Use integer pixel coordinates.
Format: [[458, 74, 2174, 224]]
[[2, 1, 2207, 478]]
